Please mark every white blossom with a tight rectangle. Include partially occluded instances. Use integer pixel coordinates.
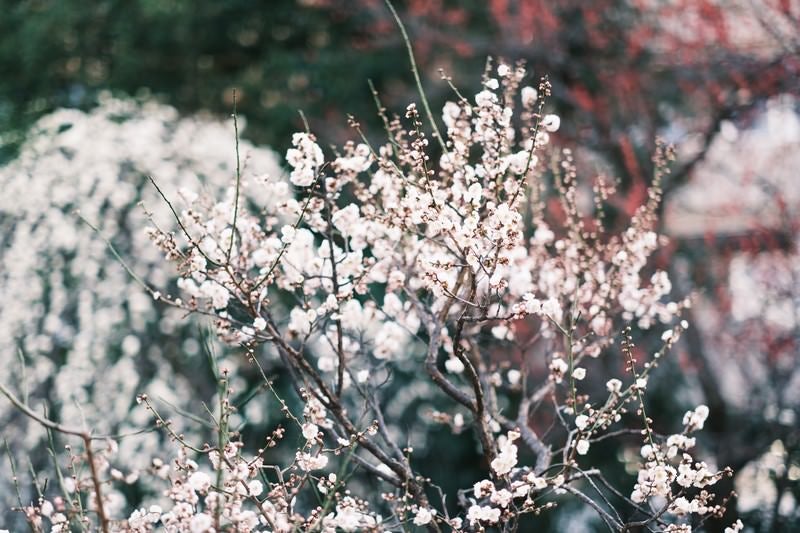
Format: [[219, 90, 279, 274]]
[[521, 86, 538, 106], [542, 114, 561, 132], [576, 439, 590, 455], [286, 133, 324, 187]]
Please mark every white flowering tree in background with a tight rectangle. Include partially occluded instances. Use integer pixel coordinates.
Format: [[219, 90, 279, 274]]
[[663, 94, 800, 529], [0, 53, 748, 532], [0, 97, 283, 515]]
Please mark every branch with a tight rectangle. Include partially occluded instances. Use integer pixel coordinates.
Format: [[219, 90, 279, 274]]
[[0, 382, 110, 533]]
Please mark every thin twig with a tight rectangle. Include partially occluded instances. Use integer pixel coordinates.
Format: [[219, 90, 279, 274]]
[[226, 89, 243, 262], [383, 0, 449, 160]]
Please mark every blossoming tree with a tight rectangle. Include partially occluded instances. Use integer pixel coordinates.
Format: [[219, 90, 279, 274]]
[[0, 56, 747, 532]]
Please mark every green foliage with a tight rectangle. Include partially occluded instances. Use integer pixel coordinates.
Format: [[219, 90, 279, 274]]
[[0, 0, 435, 156]]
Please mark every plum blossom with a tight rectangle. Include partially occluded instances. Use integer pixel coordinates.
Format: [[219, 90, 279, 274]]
[[491, 431, 520, 476], [286, 132, 324, 186], [542, 114, 561, 132], [683, 405, 710, 431], [521, 86, 538, 107], [467, 505, 501, 526], [413, 507, 435, 526]]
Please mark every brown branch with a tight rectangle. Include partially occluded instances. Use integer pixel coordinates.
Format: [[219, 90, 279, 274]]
[[0, 383, 110, 533]]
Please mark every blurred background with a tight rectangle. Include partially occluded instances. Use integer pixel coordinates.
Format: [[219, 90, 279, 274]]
[[0, 0, 798, 531]]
